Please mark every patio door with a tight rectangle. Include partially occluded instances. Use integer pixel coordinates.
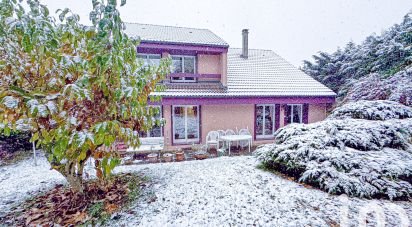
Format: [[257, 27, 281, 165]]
[[173, 105, 200, 144], [256, 105, 275, 139]]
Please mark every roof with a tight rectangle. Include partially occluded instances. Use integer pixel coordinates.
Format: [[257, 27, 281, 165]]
[[155, 48, 336, 98], [124, 23, 229, 47]]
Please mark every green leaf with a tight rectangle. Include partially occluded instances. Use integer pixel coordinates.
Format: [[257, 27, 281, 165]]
[[78, 150, 87, 161], [120, 0, 126, 6], [4, 126, 10, 136]]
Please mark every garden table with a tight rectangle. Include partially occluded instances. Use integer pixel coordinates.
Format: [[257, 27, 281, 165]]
[[220, 135, 252, 155]]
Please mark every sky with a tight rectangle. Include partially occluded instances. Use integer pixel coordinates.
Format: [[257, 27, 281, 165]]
[[37, 0, 412, 66]]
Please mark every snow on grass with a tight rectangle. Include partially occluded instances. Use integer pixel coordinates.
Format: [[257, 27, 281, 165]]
[[0, 154, 66, 217], [109, 156, 411, 226]]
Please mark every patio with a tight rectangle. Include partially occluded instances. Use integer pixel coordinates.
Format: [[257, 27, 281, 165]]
[[120, 128, 255, 165]]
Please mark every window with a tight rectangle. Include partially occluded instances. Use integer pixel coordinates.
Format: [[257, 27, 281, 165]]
[[173, 105, 200, 144], [137, 54, 161, 67], [256, 105, 275, 139], [139, 106, 163, 138], [286, 104, 303, 124], [171, 56, 196, 82]]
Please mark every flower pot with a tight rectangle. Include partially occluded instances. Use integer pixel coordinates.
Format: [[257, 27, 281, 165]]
[[175, 151, 185, 161], [147, 153, 158, 163], [163, 153, 173, 162], [193, 151, 208, 160]]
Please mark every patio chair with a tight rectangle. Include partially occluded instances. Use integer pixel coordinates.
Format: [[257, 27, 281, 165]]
[[217, 130, 226, 148], [225, 129, 237, 148], [206, 131, 219, 151], [225, 129, 236, 136], [238, 128, 251, 149]]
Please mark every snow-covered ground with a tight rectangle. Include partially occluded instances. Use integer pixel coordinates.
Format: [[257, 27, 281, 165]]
[[111, 156, 412, 226], [1, 155, 411, 226], [0, 154, 66, 217]]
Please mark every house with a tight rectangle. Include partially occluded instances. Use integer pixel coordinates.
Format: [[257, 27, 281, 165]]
[[124, 23, 336, 150]]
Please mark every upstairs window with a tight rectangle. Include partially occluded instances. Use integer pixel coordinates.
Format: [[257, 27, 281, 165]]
[[171, 55, 196, 82], [137, 54, 161, 67]]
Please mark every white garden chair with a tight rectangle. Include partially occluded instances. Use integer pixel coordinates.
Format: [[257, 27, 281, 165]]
[[206, 131, 219, 151], [225, 129, 236, 148], [217, 130, 226, 148], [225, 129, 236, 136], [238, 128, 251, 149]]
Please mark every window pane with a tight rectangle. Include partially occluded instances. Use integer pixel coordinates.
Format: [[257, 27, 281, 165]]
[[148, 106, 162, 137], [256, 106, 264, 136], [186, 106, 199, 139], [139, 131, 147, 138], [292, 105, 302, 123], [137, 54, 149, 67], [184, 57, 195, 74], [173, 107, 185, 140], [150, 126, 162, 137], [172, 57, 183, 73], [264, 106, 274, 135], [148, 55, 161, 66]]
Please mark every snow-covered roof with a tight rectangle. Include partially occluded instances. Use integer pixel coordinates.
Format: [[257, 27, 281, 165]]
[[155, 48, 336, 97], [124, 23, 229, 47], [226, 48, 336, 97]]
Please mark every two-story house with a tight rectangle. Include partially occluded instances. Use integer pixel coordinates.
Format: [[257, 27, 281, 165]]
[[124, 23, 336, 150]]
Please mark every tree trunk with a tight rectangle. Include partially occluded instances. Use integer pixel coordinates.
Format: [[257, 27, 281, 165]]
[[55, 159, 87, 194]]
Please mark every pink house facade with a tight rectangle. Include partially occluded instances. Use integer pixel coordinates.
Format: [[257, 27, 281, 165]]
[[125, 23, 336, 150]]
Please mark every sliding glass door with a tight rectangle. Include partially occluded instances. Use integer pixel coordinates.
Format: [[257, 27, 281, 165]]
[[173, 105, 200, 144], [256, 105, 275, 139]]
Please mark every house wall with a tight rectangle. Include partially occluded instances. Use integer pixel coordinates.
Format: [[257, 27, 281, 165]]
[[197, 54, 220, 74], [197, 54, 221, 82], [220, 53, 227, 86], [308, 103, 327, 123], [162, 103, 328, 150], [201, 104, 254, 143]]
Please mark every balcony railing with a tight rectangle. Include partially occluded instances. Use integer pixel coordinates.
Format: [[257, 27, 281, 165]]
[[169, 73, 221, 79]]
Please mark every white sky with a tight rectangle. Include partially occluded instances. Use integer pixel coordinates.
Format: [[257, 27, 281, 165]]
[[38, 0, 411, 66]]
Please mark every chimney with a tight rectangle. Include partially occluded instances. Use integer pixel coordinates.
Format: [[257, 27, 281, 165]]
[[241, 29, 249, 59]]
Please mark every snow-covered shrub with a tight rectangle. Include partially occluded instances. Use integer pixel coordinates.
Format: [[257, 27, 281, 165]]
[[329, 100, 412, 120], [342, 68, 412, 106], [255, 101, 412, 200]]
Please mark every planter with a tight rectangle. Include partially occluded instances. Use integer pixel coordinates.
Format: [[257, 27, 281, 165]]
[[163, 153, 173, 162], [175, 151, 185, 162], [193, 151, 209, 160], [147, 153, 158, 163]]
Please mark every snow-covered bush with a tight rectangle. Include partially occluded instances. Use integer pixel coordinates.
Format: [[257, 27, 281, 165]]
[[255, 101, 412, 200], [342, 68, 412, 106], [329, 100, 412, 120]]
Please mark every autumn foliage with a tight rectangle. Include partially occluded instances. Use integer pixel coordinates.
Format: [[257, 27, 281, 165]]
[[0, 0, 170, 192]]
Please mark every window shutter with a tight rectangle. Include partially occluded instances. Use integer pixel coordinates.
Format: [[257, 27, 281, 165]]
[[283, 104, 290, 126], [275, 104, 280, 130], [303, 104, 309, 124]]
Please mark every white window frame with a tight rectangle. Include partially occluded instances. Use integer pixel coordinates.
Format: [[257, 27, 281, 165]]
[[172, 105, 200, 144], [137, 53, 161, 67], [140, 105, 163, 138], [256, 104, 276, 139], [171, 55, 196, 83], [288, 104, 303, 123]]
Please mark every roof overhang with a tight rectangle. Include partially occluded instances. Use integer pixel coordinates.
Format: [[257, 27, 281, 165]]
[[158, 96, 335, 105], [137, 41, 228, 55]]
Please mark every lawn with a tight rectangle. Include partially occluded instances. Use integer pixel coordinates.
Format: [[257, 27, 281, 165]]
[[1, 154, 411, 226]]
